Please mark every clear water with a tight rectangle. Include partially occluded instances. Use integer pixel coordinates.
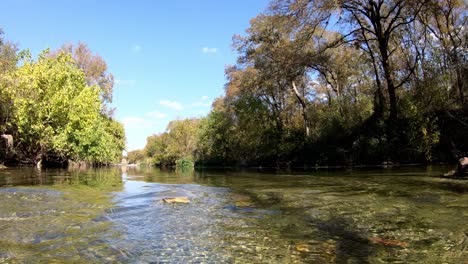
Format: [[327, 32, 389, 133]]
[[0, 166, 466, 263]]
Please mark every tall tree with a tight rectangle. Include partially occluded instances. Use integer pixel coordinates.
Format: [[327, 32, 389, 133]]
[[4, 50, 124, 165], [0, 29, 18, 74], [0, 30, 18, 134], [54, 42, 115, 114], [418, 0, 467, 105], [144, 119, 200, 166], [274, 0, 427, 120], [233, 14, 322, 137]]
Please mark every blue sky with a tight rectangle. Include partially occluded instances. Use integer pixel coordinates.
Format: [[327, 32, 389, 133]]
[[1, 0, 270, 151]]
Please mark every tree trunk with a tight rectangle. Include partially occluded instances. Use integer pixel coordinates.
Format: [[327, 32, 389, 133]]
[[456, 67, 464, 105], [0, 134, 13, 163], [36, 153, 43, 169], [380, 48, 398, 120], [292, 81, 310, 137]]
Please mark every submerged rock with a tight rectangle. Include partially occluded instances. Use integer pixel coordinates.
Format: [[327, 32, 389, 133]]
[[293, 240, 337, 263], [162, 197, 190, 204], [295, 244, 312, 253], [231, 193, 253, 207], [235, 201, 253, 207]]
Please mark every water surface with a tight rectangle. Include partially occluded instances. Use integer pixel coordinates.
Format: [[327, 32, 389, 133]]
[[0, 166, 466, 263]]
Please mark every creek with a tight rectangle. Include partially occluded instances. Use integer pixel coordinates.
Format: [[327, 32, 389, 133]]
[[0, 166, 466, 263]]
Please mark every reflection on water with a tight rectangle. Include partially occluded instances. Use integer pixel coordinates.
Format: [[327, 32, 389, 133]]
[[0, 165, 467, 263], [0, 168, 125, 263]]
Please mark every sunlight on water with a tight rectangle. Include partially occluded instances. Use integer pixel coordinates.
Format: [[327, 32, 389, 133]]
[[0, 166, 467, 263]]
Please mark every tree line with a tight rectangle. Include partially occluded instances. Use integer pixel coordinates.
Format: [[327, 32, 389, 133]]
[[135, 0, 466, 167], [0, 31, 125, 167]]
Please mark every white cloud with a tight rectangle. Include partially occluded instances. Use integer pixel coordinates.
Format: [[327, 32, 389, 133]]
[[115, 79, 136, 86], [195, 109, 210, 116], [133, 45, 142, 52], [191, 101, 211, 107], [190, 96, 212, 108], [201, 47, 218, 54], [122, 117, 154, 129], [159, 100, 184, 111], [146, 110, 167, 119]]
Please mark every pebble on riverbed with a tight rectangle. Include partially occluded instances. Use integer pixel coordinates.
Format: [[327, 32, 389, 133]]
[[294, 240, 337, 263]]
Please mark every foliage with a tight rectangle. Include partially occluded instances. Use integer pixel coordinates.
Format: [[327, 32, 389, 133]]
[[53, 42, 115, 115], [144, 119, 200, 167], [0, 40, 125, 166], [0, 29, 18, 135], [175, 157, 194, 171], [137, 0, 468, 167], [196, 101, 235, 165], [127, 149, 145, 164]]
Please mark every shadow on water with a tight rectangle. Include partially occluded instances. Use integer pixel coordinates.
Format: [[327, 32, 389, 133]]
[[427, 180, 468, 193], [238, 186, 377, 263], [311, 216, 375, 263]]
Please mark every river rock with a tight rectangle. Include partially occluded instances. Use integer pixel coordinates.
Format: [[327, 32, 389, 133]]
[[443, 157, 468, 177], [295, 243, 312, 253], [232, 193, 253, 207], [1, 134, 13, 148], [457, 157, 468, 175], [235, 201, 253, 207], [162, 197, 190, 203]]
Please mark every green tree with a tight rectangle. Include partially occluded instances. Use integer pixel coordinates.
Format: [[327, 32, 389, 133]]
[[127, 149, 145, 164], [4, 50, 124, 165], [0, 30, 18, 134], [144, 119, 200, 167], [54, 42, 115, 115], [0, 29, 18, 74]]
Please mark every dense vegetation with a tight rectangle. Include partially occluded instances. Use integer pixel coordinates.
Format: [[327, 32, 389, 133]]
[[0, 31, 125, 167], [135, 0, 467, 168]]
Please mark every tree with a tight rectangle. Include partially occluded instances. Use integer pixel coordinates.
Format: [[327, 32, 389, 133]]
[[233, 13, 320, 137], [418, 0, 467, 105], [0, 30, 18, 135], [144, 119, 201, 167], [130, 0, 468, 166], [273, 0, 428, 120], [127, 149, 144, 164], [4, 50, 124, 165], [54, 42, 115, 114], [196, 98, 235, 164], [0, 29, 18, 74]]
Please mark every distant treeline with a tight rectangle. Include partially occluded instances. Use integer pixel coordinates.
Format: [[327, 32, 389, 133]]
[[0, 32, 125, 167], [133, 0, 467, 167]]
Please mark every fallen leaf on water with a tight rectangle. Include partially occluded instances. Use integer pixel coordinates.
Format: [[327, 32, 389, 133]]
[[369, 237, 409, 248]]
